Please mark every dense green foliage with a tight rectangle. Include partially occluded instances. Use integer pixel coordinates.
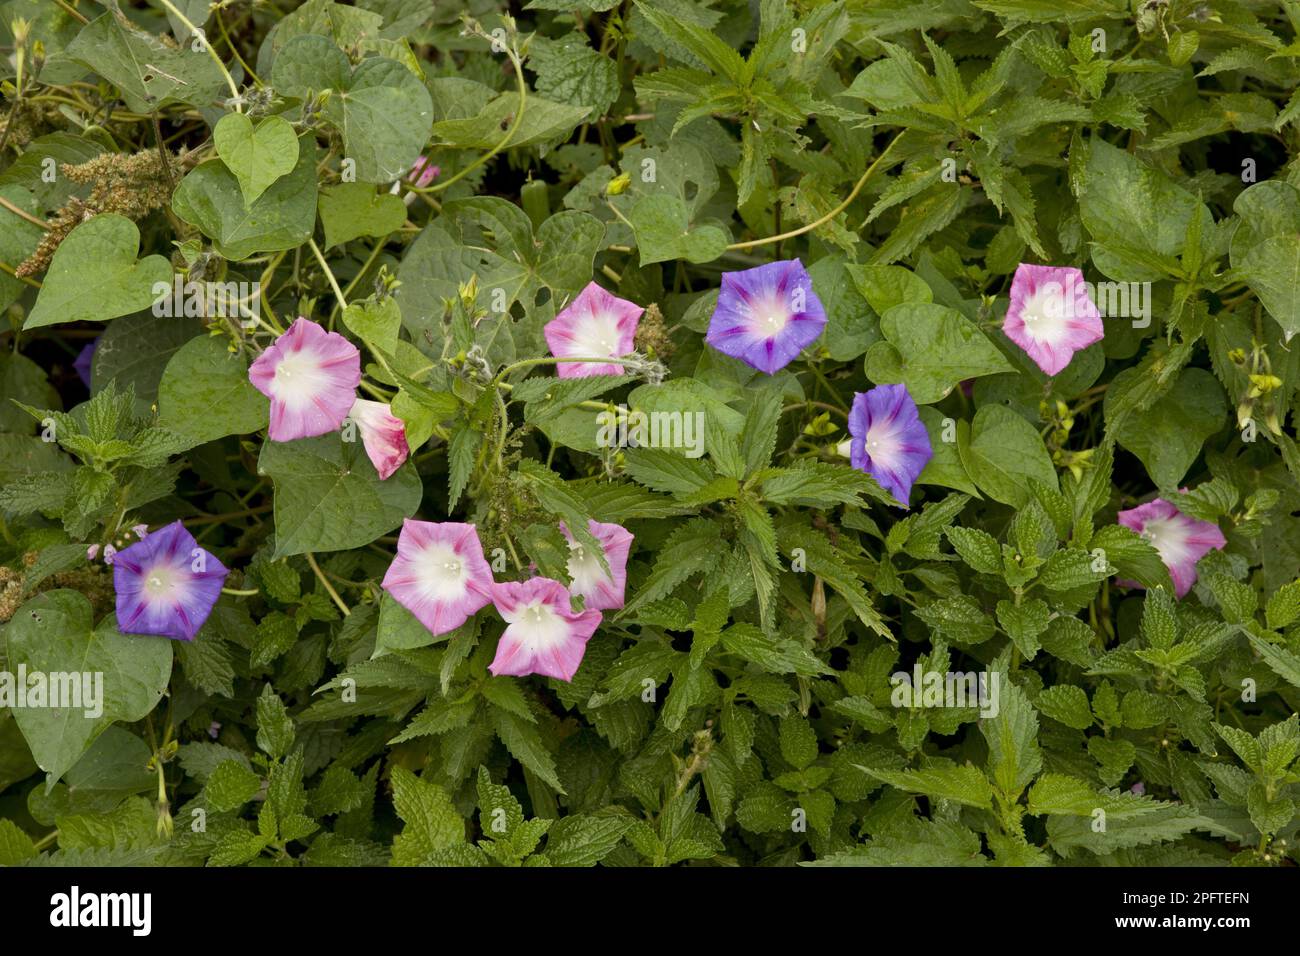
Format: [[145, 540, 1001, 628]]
[[0, 0, 1299, 867]]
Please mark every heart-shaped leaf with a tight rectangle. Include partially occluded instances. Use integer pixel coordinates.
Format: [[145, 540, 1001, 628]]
[[172, 134, 318, 261], [158, 335, 270, 447], [258, 432, 422, 558], [318, 182, 407, 249], [24, 215, 172, 329], [214, 112, 300, 206], [7, 590, 173, 786]]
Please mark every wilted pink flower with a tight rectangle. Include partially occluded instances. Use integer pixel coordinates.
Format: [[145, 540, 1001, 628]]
[[248, 317, 360, 441], [348, 398, 409, 480], [1003, 263, 1103, 376], [86, 544, 100, 561], [103, 544, 117, 565], [705, 259, 826, 375], [381, 521, 495, 636], [1116, 498, 1226, 598], [208, 721, 222, 740], [848, 384, 933, 508], [489, 577, 602, 682], [408, 156, 439, 189], [542, 281, 643, 378], [132, 524, 149, 539], [113, 520, 229, 641], [561, 519, 633, 611]]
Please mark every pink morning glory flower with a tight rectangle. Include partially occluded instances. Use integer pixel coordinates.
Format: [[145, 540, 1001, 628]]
[[381, 520, 495, 636], [705, 259, 826, 375], [561, 519, 633, 611], [348, 398, 409, 480], [489, 577, 603, 682], [248, 317, 361, 442], [542, 281, 643, 378], [1003, 263, 1104, 376], [113, 520, 229, 641], [848, 383, 933, 508], [1116, 498, 1226, 598]]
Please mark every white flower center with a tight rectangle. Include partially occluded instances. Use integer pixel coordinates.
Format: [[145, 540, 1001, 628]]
[[569, 313, 624, 359], [143, 566, 178, 599], [1019, 285, 1073, 343], [567, 537, 611, 595], [415, 543, 469, 601], [863, 423, 900, 463]]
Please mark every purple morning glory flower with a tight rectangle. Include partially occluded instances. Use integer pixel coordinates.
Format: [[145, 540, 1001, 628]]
[[848, 384, 933, 508], [112, 520, 229, 640], [705, 259, 826, 374], [74, 339, 98, 388]]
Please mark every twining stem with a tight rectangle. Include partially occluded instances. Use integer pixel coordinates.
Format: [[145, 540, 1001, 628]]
[[0, 260, 42, 289], [420, 39, 527, 194], [221, 587, 259, 596], [328, 236, 390, 326], [308, 237, 348, 323], [53, 0, 89, 24], [494, 354, 644, 384], [0, 194, 49, 229], [726, 131, 903, 251], [216, 7, 261, 86], [306, 551, 350, 616], [155, 0, 243, 110]]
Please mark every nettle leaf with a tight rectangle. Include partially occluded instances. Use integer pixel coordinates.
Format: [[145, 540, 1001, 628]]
[[390, 766, 466, 865], [530, 34, 620, 119], [257, 433, 422, 558], [24, 215, 171, 329], [6, 591, 172, 785], [980, 677, 1041, 801]]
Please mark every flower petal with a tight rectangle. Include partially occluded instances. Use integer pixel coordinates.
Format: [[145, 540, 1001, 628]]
[[248, 317, 361, 441], [381, 520, 495, 635], [705, 260, 826, 375]]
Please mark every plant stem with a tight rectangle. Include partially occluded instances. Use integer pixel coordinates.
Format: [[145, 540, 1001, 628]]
[[156, 0, 243, 110], [423, 42, 527, 194], [307, 237, 348, 323], [727, 132, 903, 251], [306, 551, 350, 616]]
